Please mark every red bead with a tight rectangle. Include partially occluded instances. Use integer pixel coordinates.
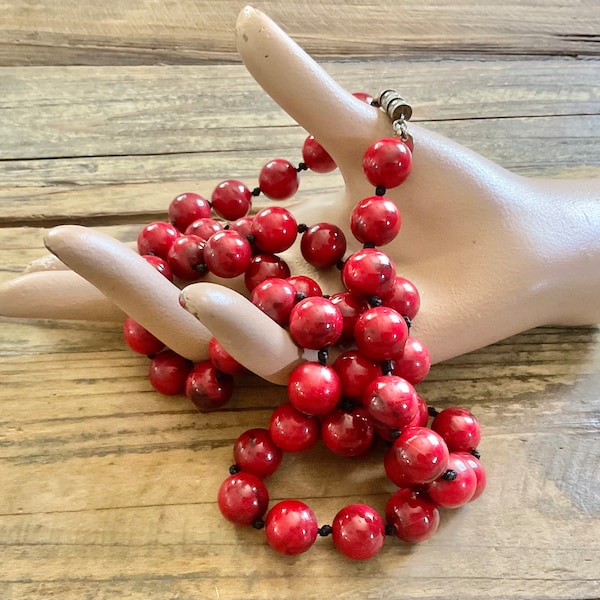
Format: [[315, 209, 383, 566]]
[[385, 488, 440, 544], [184, 217, 224, 240], [142, 254, 174, 281], [300, 223, 347, 269], [354, 306, 409, 361], [302, 135, 337, 173], [332, 504, 385, 560], [455, 452, 487, 501], [208, 337, 246, 376], [211, 179, 252, 221], [411, 395, 430, 428], [286, 275, 323, 299], [148, 350, 193, 396], [250, 277, 298, 326], [341, 248, 396, 298], [363, 375, 419, 431], [332, 350, 381, 400], [203, 230, 252, 278], [244, 253, 291, 292], [258, 159, 300, 200], [431, 407, 482, 452], [350, 196, 401, 246], [228, 215, 254, 240], [329, 292, 369, 342], [166, 234, 206, 281], [137, 221, 180, 260], [384, 426, 450, 486], [381, 276, 421, 320], [251, 207, 298, 253], [265, 500, 319, 555], [269, 403, 320, 452], [233, 428, 283, 479], [218, 472, 269, 526], [185, 360, 234, 412], [289, 296, 343, 349], [288, 362, 341, 416], [321, 408, 374, 457], [427, 453, 478, 508], [362, 137, 412, 189], [168, 192, 211, 233], [123, 316, 165, 356], [392, 337, 431, 384], [352, 91, 374, 104]]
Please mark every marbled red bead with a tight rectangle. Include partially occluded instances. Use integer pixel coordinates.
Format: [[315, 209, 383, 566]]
[[148, 350, 193, 396], [137, 221, 180, 260], [331, 504, 386, 560], [269, 403, 320, 452], [329, 292, 369, 342], [289, 296, 343, 349], [123, 316, 165, 356], [288, 362, 341, 416], [233, 428, 283, 479], [211, 179, 252, 221], [286, 275, 323, 299], [392, 337, 431, 384], [321, 408, 374, 457], [350, 196, 401, 246], [227, 216, 254, 240], [251, 207, 298, 253], [362, 375, 419, 430], [302, 135, 337, 173], [385, 488, 440, 544], [258, 159, 300, 200], [218, 472, 269, 526], [455, 452, 487, 501], [300, 223, 347, 268], [354, 306, 409, 361], [244, 253, 291, 292], [166, 234, 206, 281], [427, 453, 478, 508], [341, 248, 396, 298], [265, 500, 319, 555], [168, 192, 211, 233], [332, 350, 381, 400], [251, 277, 298, 326], [385, 426, 450, 486], [362, 137, 412, 189], [142, 254, 174, 281], [208, 337, 246, 376], [381, 276, 421, 320], [203, 230, 252, 278], [184, 217, 224, 240], [431, 407, 482, 452], [185, 360, 234, 412]]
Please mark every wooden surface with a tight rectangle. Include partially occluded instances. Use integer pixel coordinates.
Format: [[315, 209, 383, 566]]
[[1, 2, 599, 599]]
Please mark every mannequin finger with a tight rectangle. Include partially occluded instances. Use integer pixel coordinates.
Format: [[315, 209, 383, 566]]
[[44, 225, 210, 362], [0, 270, 125, 321], [180, 282, 314, 385]]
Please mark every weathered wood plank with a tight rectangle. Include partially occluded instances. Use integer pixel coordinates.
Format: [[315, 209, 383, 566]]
[[1, 0, 599, 66]]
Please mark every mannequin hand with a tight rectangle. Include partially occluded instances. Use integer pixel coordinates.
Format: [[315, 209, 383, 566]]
[[1, 7, 598, 385]]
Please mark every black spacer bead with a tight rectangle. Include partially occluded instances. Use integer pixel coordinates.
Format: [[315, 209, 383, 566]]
[[251, 187, 262, 197], [223, 223, 230, 230], [246, 234, 256, 245], [381, 360, 394, 376], [297, 162, 309, 172], [295, 291, 307, 302], [368, 295, 383, 307], [297, 223, 309, 233], [318, 525, 333, 537], [335, 259, 345, 270], [427, 406, 440, 418], [385, 524, 397, 537], [470, 448, 481, 460], [317, 347, 329, 366], [442, 469, 458, 481], [229, 464, 241, 475], [389, 429, 401, 440], [193, 263, 208, 274], [252, 519, 265, 530], [340, 397, 355, 412], [208, 200, 213, 208], [363, 242, 376, 249], [403, 315, 412, 330], [322, 294, 331, 299], [375, 185, 387, 197]]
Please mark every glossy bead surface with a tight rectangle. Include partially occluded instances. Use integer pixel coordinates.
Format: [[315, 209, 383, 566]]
[[455, 452, 487, 501], [218, 472, 269, 526], [251, 278, 298, 326], [288, 362, 341, 416], [233, 428, 283, 479], [185, 360, 234, 412], [286, 275, 323, 299], [203, 230, 252, 278], [269, 403, 320, 452], [354, 306, 409, 361], [392, 337, 431, 384], [227, 216, 254, 240], [148, 350, 193, 396], [184, 217, 224, 240], [211, 179, 252, 221], [385, 488, 440, 544], [265, 500, 319, 555], [332, 504, 386, 560], [244, 253, 291, 292], [289, 296, 343, 349], [381, 276, 421, 320], [208, 337, 246, 376], [321, 408, 374, 457], [300, 223, 347, 269], [427, 453, 478, 508], [142, 254, 174, 281], [166, 234, 206, 281], [329, 292, 369, 342], [362, 137, 412, 189], [302, 135, 337, 173], [362, 375, 419, 430], [258, 159, 300, 200], [385, 426, 450, 486], [332, 350, 381, 400], [341, 248, 396, 298], [137, 221, 180, 260], [123, 317, 165, 356], [168, 192, 211, 232], [350, 196, 401, 246], [251, 207, 298, 253], [431, 407, 482, 452]]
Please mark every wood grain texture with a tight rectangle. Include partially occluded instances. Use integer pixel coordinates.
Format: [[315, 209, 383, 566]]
[[1, 0, 600, 65], [1, 2, 599, 599]]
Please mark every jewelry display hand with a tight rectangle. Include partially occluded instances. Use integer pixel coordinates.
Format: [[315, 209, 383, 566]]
[[1, 6, 598, 385]]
